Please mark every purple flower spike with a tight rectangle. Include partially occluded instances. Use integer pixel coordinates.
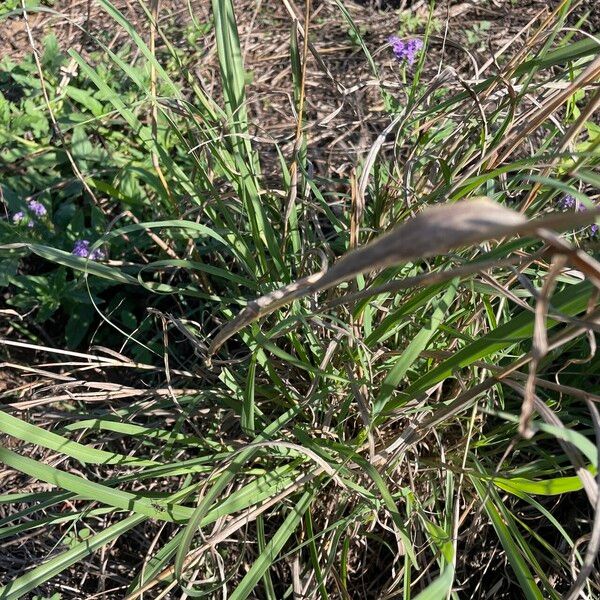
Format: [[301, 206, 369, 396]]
[[72, 240, 91, 257], [389, 35, 423, 65], [389, 35, 405, 58], [72, 239, 105, 260], [560, 194, 599, 237], [89, 248, 106, 260], [28, 200, 47, 217], [12, 211, 25, 224], [559, 194, 576, 209], [406, 38, 423, 65]]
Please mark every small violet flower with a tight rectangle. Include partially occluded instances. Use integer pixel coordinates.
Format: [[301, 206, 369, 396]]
[[72, 240, 91, 257], [558, 194, 576, 210], [27, 200, 47, 217], [11, 200, 45, 227], [12, 211, 25, 224], [559, 194, 599, 237], [72, 239, 105, 260], [389, 36, 424, 66], [12, 211, 34, 228]]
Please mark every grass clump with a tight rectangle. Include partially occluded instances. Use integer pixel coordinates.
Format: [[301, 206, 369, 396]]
[[1, 0, 600, 598]]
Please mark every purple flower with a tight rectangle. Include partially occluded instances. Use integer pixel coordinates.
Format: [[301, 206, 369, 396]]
[[72, 239, 105, 260], [560, 195, 599, 236], [28, 200, 47, 217], [12, 211, 25, 224], [90, 248, 106, 260], [559, 194, 576, 210], [11, 211, 34, 228], [72, 240, 91, 257], [389, 36, 424, 65]]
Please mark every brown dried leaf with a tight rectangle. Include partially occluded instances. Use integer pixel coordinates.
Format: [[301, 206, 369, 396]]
[[208, 198, 600, 356]]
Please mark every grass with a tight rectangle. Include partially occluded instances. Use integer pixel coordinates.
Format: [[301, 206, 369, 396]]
[[0, 0, 600, 598]]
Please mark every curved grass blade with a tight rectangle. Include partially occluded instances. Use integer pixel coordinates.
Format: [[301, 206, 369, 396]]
[[471, 476, 545, 600], [174, 402, 311, 580], [228, 491, 313, 600], [0, 513, 146, 600], [390, 279, 594, 412], [0, 410, 158, 466], [209, 198, 600, 356]]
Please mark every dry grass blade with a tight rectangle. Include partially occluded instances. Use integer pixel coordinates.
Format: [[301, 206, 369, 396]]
[[209, 198, 600, 355], [282, 0, 311, 242], [375, 309, 600, 466], [520, 255, 567, 438], [209, 198, 523, 355], [0, 338, 197, 378], [565, 399, 600, 600], [505, 380, 598, 507], [322, 252, 544, 311], [495, 53, 600, 166]]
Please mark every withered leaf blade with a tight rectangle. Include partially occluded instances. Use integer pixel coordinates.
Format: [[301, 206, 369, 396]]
[[208, 198, 599, 356]]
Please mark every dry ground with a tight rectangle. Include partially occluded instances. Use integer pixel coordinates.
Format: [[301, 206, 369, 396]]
[[1, 0, 559, 179]]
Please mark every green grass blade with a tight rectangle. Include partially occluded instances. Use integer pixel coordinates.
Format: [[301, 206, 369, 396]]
[[386, 280, 594, 412], [491, 474, 588, 496], [471, 477, 544, 600], [228, 491, 313, 600], [0, 514, 146, 600], [373, 281, 458, 416], [0, 447, 192, 522], [412, 518, 455, 600], [0, 410, 158, 466], [242, 354, 257, 435]]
